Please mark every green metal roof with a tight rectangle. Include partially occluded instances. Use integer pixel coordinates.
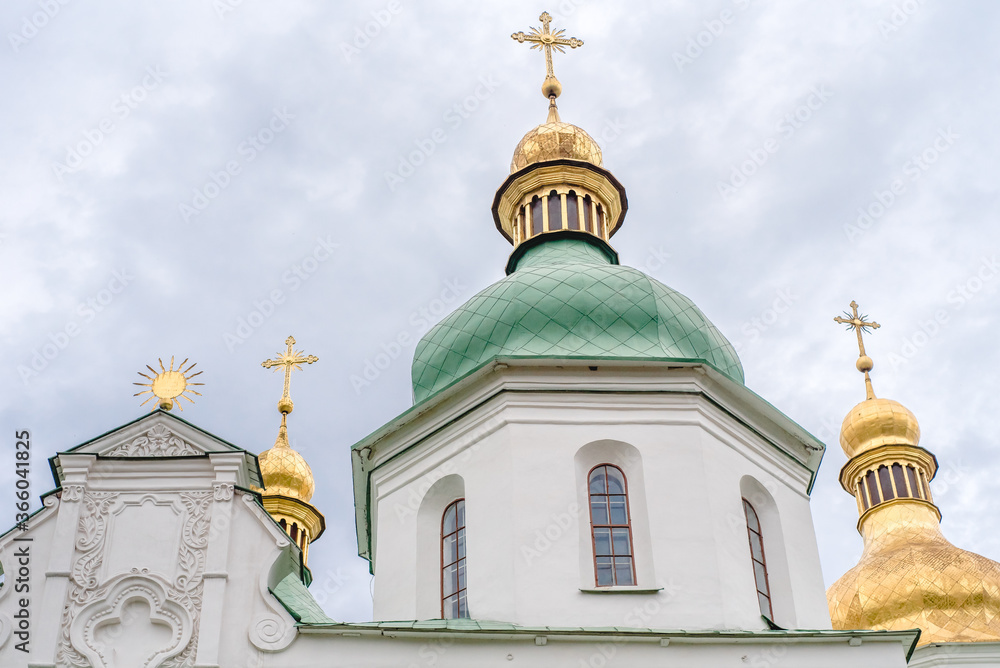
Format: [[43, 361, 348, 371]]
[[272, 572, 336, 625], [299, 618, 920, 658], [412, 233, 744, 402]]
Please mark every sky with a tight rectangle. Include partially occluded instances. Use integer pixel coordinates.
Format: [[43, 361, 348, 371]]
[[2, 0, 999, 623]]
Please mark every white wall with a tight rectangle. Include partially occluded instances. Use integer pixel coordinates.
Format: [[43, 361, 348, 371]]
[[368, 370, 831, 631]]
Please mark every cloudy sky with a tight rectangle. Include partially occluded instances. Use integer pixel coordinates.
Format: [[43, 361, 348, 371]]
[[2, 0, 999, 622]]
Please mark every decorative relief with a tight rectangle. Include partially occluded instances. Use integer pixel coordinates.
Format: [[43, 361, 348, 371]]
[[213, 482, 234, 502], [62, 484, 85, 502], [69, 573, 192, 668], [250, 613, 292, 652], [106, 424, 201, 458], [57, 490, 214, 668]]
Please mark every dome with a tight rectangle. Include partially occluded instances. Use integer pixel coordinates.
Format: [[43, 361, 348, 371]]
[[510, 121, 603, 173], [828, 503, 1000, 645], [259, 433, 315, 502], [840, 397, 920, 459], [412, 234, 744, 402]]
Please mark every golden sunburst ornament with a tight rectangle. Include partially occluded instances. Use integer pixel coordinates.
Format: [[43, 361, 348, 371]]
[[134, 357, 204, 411]]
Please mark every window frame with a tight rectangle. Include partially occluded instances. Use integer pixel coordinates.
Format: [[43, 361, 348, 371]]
[[587, 463, 637, 587], [440, 498, 468, 619], [742, 498, 773, 620]]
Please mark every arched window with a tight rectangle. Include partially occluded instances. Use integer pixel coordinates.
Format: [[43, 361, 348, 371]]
[[441, 499, 468, 618], [531, 196, 543, 236], [588, 465, 635, 586], [742, 498, 772, 619], [547, 189, 561, 231], [583, 194, 594, 233], [566, 191, 580, 230]]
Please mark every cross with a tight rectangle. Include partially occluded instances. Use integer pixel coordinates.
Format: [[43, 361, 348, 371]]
[[261, 336, 318, 415], [512, 11, 583, 98], [834, 301, 880, 399]]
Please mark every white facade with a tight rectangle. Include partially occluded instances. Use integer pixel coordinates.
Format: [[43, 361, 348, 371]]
[[0, 362, 941, 666], [0, 413, 308, 667], [358, 359, 829, 629]]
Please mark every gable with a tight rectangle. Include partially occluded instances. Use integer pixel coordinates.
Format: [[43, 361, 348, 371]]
[[49, 409, 262, 489]]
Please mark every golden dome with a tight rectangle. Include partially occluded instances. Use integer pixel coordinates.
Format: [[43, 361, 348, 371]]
[[258, 426, 315, 502], [828, 502, 1000, 645], [510, 121, 603, 173], [840, 397, 920, 459]]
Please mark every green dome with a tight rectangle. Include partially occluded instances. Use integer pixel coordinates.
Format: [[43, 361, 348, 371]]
[[412, 234, 744, 402]]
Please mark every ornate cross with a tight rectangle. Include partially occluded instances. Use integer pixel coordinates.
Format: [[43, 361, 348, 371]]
[[834, 301, 880, 399], [261, 336, 318, 415], [512, 11, 583, 98]]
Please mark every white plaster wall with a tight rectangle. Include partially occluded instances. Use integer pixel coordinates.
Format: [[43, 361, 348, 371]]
[[368, 383, 830, 631], [276, 631, 910, 668]]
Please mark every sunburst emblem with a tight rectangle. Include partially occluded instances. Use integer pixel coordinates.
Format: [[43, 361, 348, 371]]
[[133, 357, 204, 411]]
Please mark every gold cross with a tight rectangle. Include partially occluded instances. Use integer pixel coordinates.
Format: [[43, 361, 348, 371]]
[[512, 11, 583, 98], [261, 336, 318, 415], [834, 301, 880, 399]]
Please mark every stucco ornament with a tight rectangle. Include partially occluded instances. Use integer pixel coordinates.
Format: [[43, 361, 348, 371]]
[[106, 424, 201, 457], [57, 490, 213, 667], [70, 573, 192, 668]]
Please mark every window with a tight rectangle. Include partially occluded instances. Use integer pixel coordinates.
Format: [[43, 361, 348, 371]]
[[878, 465, 895, 502], [906, 465, 922, 499], [567, 191, 580, 230], [441, 499, 468, 618], [892, 464, 909, 498], [743, 499, 773, 620], [530, 196, 543, 236], [547, 190, 561, 231], [588, 464, 635, 586]]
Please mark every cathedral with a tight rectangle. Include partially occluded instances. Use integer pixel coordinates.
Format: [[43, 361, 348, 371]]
[[3, 12, 1000, 668]]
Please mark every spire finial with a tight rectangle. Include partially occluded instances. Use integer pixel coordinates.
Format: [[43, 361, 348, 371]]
[[512, 11, 583, 115], [834, 300, 881, 400], [261, 336, 318, 446]]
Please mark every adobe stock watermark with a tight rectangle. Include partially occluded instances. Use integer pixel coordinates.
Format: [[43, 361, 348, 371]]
[[7, 0, 71, 53], [843, 127, 959, 243], [223, 236, 339, 352], [17, 270, 134, 385], [672, 0, 757, 73], [717, 85, 833, 201], [383, 76, 501, 192], [351, 278, 467, 393], [51, 66, 168, 180], [310, 567, 352, 608], [340, 0, 403, 63], [577, 583, 683, 668], [179, 107, 295, 222], [521, 502, 582, 567], [11, 430, 32, 653], [885, 255, 998, 370], [877, 0, 928, 40], [730, 288, 798, 355], [213, 0, 245, 19], [392, 417, 502, 524]]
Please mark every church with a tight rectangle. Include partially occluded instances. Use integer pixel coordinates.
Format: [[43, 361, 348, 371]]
[[3, 12, 1000, 668]]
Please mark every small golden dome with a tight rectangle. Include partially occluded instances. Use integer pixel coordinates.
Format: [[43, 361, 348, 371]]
[[510, 121, 603, 173], [840, 397, 920, 459], [258, 430, 315, 502], [829, 503, 1000, 645]]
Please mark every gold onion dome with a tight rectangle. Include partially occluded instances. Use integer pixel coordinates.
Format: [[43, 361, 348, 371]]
[[840, 397, 920, 459], [510, 114, 603, 173], [827, 302, 1000, 645], [258, 421, 315, 501]]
